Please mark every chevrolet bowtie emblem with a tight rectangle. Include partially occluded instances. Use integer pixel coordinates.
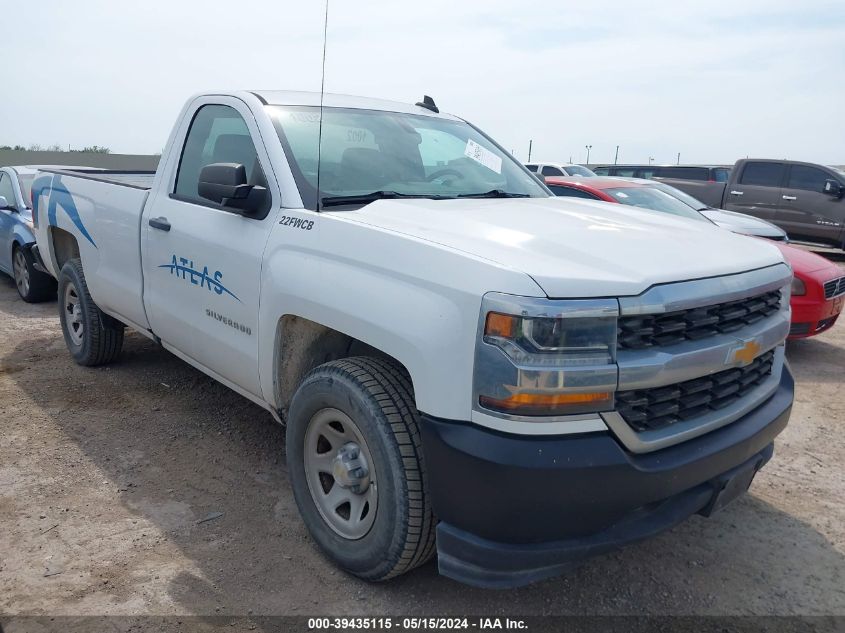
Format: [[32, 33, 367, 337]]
[[728, 340, 761, 366]]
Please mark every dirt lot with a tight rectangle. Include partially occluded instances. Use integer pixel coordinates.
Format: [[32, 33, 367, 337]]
[[1, 266, 844, 618]]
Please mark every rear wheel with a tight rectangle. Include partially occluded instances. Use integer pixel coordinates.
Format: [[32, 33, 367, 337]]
[[287, 357, 436, 581], [12, 245, 56, 303], [58, 258, 124, 366]]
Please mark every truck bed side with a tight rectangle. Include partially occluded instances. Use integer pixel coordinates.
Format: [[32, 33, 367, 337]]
[[31, 169, 153, 332], [654, 177, 727, 208]]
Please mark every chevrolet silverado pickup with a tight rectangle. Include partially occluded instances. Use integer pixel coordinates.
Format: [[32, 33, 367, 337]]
[[30, 91, 794, 588]]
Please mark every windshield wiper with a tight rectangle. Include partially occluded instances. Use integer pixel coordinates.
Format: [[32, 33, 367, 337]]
[[320, 191, 452, 207], [456, 189, 531, 199]]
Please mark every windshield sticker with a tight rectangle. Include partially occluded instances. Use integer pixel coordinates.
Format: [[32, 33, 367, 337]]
[[464, 139, 502, 174], [614, 192, 629, 198]]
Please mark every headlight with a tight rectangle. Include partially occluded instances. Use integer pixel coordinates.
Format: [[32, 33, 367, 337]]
[[474, 294, 618, 418], [483, 312, 615, 365], [791, 276, 806, 297]]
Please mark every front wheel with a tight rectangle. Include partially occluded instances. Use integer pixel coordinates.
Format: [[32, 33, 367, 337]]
[[286, 357, 436, 581], [12, 245, 56, 303], [58, 258, 124, 366]]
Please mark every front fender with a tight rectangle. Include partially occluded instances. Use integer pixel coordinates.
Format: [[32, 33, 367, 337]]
[[11, 219, 37, 252], [257, 214, 543, 420]]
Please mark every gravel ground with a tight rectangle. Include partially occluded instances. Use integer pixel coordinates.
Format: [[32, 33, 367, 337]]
[[1, 266, 844, 618]]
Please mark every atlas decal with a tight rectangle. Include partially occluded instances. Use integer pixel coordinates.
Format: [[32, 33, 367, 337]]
[[159, 255, 241, 302]]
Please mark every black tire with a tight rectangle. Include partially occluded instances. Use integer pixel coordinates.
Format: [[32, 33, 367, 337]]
[[58, 258, 124, 366], [12, 245, 56, 303], [287, 356, 436, 581]]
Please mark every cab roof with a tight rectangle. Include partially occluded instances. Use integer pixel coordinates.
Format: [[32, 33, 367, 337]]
[[247, 90, 462, 120]]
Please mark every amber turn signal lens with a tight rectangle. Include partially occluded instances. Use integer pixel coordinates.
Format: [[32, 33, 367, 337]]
[[479, 391, 613, 415], [485, 312, 518, 338]]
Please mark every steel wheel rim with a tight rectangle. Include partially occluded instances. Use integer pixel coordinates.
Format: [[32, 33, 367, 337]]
[[13, 250, 29, 296], [303, 407, 378, 540], [63, 282, 84, 346]]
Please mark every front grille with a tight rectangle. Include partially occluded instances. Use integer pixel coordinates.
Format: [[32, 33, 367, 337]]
[[823, 276, 845, 300], [616, 349, 776, 432], [617, 290, 781, 350]]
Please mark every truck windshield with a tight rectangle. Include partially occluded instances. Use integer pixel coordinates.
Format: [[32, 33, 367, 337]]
[[565, 165, 597, 177], [269, 106, 548, 209], [604, 187, 709, 222]]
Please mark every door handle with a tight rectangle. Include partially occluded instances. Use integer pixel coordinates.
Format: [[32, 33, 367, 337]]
[[149, 217, 171, 232], [782, 195, 797, 201], [729, 190, 744, 196]]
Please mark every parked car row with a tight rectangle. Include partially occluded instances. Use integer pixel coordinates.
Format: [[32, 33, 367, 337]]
[[592, 159, 845, 250], [16, 89, 798, 588], [541, 175, 844, 339]]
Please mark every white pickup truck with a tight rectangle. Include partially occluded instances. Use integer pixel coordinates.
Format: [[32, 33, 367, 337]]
[[30, 90, 795, 588]]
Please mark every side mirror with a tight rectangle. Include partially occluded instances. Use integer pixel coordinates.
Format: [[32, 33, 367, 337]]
[[823, 179, 843, 198], [533, 173, 546, 183], [198, 163, 252, 203], [198, 163, 268, 214], [0, 195, 9, 210]]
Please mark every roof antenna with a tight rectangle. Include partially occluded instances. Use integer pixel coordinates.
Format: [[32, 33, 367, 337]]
[[316, 0, 329, 211], [415, 95, 439, 114]]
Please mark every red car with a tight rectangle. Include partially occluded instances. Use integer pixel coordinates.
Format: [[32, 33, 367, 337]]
[[773, 242, 845, 338], [544, 176, 845, 339]]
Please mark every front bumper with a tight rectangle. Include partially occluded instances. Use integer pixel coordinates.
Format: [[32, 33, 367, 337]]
[[419, 366, 793, 588], [789, 295, 843, 338]]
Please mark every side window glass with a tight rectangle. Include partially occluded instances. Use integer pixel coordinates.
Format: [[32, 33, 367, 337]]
[[174, 104, 269, 212], [548, 185, 598, 199], [656, 167, 707, 180], [593, 167, 610, 176], [714, 168, 730, 182], [541, 166, 563, 176], [0, 174, 16, 207], [525, 164, 538, 172], [787, 165, 830, 192], [739, 162, 784, 187]]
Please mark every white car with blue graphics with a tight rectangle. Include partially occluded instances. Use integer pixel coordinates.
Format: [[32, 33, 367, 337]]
[[31, 91, 795, 588]]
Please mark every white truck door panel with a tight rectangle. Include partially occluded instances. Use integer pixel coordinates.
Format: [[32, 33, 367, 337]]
[[142, 99, 278, 398]]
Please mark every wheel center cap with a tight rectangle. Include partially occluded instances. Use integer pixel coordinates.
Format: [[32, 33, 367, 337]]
[[332, 442, 370, 494]]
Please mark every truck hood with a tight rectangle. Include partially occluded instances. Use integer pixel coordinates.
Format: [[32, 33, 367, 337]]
[[339, 197, 786, 298], [701, 208, 787, 239]]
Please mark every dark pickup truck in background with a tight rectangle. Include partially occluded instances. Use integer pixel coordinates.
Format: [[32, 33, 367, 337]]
[[662, 159, 845, 249], [596, 160, 845, 249]]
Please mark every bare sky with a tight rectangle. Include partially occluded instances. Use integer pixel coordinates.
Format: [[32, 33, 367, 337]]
[[3, 0, 843, 165]]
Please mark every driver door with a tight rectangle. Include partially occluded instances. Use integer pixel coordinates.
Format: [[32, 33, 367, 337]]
[[142, 98, 278, 398]]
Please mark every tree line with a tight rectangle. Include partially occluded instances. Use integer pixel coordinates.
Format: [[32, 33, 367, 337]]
[[0, 144, 110, 154]]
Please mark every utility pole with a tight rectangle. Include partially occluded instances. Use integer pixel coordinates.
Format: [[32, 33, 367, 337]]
[[585, 145, 592, 165], [677, 152, 681, 165], [614, 145, 620, 165], [527, 140, 533, 162]]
